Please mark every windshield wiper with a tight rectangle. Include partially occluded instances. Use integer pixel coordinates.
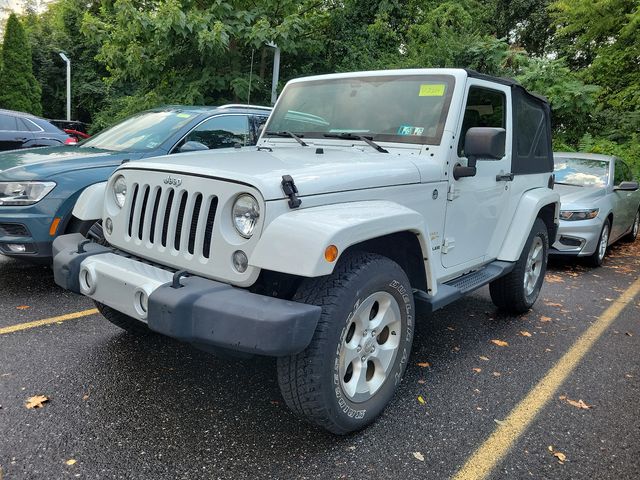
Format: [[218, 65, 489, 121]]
[[264, 131, 308, 147], [554, 181, 584, 187], [322, 133, 388, 153]]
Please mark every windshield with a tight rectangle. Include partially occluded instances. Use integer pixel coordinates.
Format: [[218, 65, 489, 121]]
[[554, 157, 610, 187], [81, 110, 196, 152], [265, 74, 455, 145]]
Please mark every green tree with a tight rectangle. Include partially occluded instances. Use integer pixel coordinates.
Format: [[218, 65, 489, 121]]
[[0, 13, 42, 115]]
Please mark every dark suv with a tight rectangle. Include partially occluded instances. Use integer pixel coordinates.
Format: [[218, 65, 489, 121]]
[[0, 109, 75, 151]]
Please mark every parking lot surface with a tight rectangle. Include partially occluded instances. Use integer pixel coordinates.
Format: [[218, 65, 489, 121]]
[[1, 240, 639, 480]]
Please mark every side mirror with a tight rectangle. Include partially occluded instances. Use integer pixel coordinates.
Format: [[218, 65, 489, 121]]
[[614, 181, 639, 191], [454, 127, 506, 180], [179, 140, 209, 153], [464, 127, 506, 166]]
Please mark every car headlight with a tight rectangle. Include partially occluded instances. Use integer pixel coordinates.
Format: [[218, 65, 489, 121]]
[[232, 194, 260, 238], [112, 175, 127, 208], [559, 208, 599, 221], [0, 181, 56, 206]]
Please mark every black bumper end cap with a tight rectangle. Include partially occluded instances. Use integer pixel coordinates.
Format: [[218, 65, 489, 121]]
[[147, 276, 322, 357], [52, 233, 111, 294]]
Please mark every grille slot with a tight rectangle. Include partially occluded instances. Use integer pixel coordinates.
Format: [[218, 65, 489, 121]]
[[202, 197, 218, 258], [124, 183, 217, 257]]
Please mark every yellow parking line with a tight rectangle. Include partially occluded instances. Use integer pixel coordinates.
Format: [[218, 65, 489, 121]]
[[0, 308, 99, 335], [453, 276, 640, 480]]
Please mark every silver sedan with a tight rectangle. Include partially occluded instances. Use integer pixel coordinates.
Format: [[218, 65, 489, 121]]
[[550, 152, 640, 266]]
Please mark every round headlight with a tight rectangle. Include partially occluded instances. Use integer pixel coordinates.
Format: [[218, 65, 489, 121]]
[[232, 194, 260, 238], [113, 175, 127, 208]]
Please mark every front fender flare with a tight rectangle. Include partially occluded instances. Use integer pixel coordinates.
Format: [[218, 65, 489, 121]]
[[497, 188, 560, 262], [72, 182, 106, 221], [251, 200, 435, 285]]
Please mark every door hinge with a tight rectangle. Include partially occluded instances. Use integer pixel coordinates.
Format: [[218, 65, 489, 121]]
[[447, 184, 460, 201], [442, 237, 455, 254]]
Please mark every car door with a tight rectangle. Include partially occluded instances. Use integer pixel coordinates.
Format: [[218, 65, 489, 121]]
[[614, 159, 638, 236], [0, 113, 33, 151], [174, 114, 251, 152], [442, 81, 512, 269], [611, 159, 634, 239]]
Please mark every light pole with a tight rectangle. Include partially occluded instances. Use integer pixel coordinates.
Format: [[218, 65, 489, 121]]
[[58, 52, 71, 121], [266, 42, 280, 106]]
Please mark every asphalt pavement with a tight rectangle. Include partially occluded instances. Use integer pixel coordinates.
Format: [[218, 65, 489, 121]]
[[0, 239, 638, 480]]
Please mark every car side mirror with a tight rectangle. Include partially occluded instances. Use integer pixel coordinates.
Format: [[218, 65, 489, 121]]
[[454, 127, 506, 180], [614, 181, 639, 191], [179, 140, 209, 153]]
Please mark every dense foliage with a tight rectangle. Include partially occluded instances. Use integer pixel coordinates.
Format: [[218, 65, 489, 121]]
[[2, 0, 638, 171], [0, 13, 42, 115]]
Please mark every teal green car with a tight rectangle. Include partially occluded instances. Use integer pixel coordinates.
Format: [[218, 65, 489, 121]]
[[0, 104, 270, 261]]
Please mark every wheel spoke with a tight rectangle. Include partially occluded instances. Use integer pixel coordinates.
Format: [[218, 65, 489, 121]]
[[341, 343, 360, 368], [370, 297, 401, 331], [354, 361, 369, 394], [371, 344, 395, 370]]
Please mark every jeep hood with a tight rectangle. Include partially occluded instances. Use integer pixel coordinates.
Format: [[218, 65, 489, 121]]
[[555, 184, 606, 208], [0, 146, 141, 181], [123, 147, 426, 200]]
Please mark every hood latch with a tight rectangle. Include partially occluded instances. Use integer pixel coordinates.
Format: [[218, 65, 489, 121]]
[[281, 175, 302, 209]]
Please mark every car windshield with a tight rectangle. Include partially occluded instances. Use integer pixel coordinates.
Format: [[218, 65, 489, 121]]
[[81, 110, 196, 152], [265, 74, 455, 145], [554, 157, 610, 187]]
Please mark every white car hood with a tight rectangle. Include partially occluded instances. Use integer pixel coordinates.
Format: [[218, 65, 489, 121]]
[[123, 146, 427, 200]]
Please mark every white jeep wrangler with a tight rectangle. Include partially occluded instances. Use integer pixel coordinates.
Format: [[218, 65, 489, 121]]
[[53, 68, 559, 434]]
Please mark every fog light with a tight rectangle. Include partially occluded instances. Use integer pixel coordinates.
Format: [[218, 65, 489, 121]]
[[105, 217, 113, 235], [7, 243, 26, 253], [232, 250, 248, 273]]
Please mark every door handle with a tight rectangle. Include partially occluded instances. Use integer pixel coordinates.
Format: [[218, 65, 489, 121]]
[[14, 137, 27, 141], [496, 173, 514, 182]]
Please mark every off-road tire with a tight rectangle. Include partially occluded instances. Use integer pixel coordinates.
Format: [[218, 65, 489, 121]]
[[277, 252, 414, 434], [87, 221, 152, 336], [623, 209, 639, 243], [489, 218, 549, 313], [587, 219, 610, 267]]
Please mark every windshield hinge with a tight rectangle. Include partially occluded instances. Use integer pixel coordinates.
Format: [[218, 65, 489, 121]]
[[442, 237, 455, 254], [281, 175, 302, 209]]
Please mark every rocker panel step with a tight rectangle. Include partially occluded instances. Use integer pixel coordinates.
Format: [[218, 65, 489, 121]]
[[414, 260, 515, 314]]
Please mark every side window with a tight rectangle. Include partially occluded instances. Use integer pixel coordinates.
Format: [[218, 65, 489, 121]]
[[458, 87, 505, 156], [0, 114, 18, 131], [183, 115, 249, 150], [615, 160, 633, 184], [515, 95, 549, 159], [17, 118, 34, 132]]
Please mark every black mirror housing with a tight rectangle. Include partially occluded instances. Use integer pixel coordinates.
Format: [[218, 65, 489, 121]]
[[464, 127, 506, 163], [179, 140, 209, 153], [614, 181, 639, 191]]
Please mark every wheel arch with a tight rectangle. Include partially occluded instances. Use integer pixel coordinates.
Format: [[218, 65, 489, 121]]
[[250, 200, 436, 292], [497, 188, 560, 262]]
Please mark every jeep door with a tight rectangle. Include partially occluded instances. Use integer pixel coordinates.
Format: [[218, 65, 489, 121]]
[[442, 81, 512, 269]]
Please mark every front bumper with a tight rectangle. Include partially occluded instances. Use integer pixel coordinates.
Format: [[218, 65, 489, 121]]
[[549, 217, 604, 257], [52, 234, 322, 356], [0, 204, 61, 259]]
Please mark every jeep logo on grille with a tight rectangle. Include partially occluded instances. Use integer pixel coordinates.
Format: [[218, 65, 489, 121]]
[[163, 176, 182, 187]]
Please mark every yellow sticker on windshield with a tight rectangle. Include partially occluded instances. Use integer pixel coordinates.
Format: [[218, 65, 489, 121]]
[[419, 84, 446, 97], [176, 113, 192, 118]]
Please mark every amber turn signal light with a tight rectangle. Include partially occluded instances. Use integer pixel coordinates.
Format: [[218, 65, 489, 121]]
[[49, 217, 61, 236], [324, 245, 339, 263]]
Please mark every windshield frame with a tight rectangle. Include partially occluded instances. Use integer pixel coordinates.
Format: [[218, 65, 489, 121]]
[[265, 74, 456, 146]]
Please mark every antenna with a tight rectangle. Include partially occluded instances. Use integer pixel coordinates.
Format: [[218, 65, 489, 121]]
[[247, 49, 255, 106]]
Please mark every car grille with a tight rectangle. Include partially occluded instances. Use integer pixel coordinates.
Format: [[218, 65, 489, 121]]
[[0, 223, 30, 237], [125, 183, 219, 258]]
